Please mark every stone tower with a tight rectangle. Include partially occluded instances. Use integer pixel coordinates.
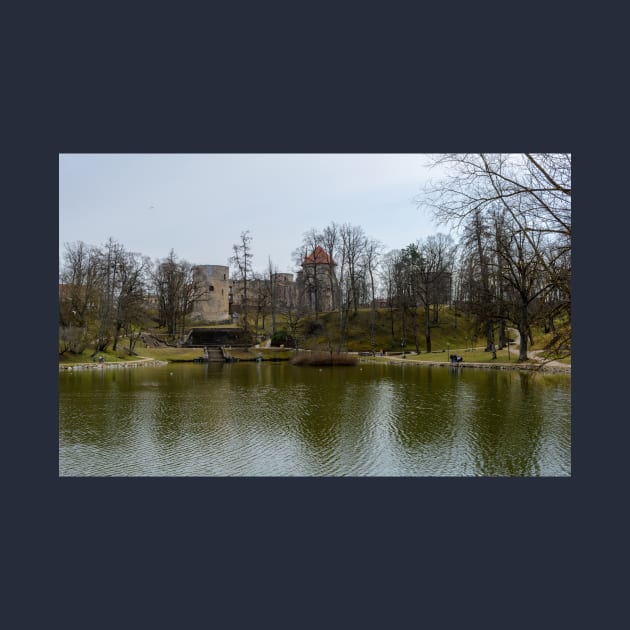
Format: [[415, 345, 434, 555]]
[[297, 246, 337, 313], [191, 265, 231, 324]]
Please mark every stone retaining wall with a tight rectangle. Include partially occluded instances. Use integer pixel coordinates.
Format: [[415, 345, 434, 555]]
[[59, 359, 168, 371], [358, 357, 570, 374]]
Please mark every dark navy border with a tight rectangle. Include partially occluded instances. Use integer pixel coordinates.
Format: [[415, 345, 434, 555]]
[[8, 2, 618, 627]]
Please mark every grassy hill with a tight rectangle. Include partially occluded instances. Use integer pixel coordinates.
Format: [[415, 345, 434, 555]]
[[267, 306, 570, 361], [277, 306, 480, 355]]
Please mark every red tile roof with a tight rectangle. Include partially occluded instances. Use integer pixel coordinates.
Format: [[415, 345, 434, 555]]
[[303, 246, 335, 265]]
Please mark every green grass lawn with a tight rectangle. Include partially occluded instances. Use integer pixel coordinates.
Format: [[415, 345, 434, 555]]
[[58, 347, 147, 365], [397, 345, 527, 365], [58, 336, 205, 364], [134, 347, 208, 362]]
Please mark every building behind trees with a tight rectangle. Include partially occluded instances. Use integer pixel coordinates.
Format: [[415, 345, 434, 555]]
[[295, 246, 337, 313]]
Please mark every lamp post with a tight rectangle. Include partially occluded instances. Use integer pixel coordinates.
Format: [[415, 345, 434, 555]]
[[447, 342, 450, 361]]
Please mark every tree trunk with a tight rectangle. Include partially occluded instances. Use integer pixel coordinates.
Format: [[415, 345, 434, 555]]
[[389, 303, 395, 342], [485, 321, 494, 352], [498, 319, 506, 350], [128, 329, 140, 354], [369, 268, 376, 353], [518, 303, 529, 361], [413, 307, 419, 354], [112, 322, 123, 351], [400, 305, 406, 351], [337, 306, 348, 353], [424, 307, 432, 353]]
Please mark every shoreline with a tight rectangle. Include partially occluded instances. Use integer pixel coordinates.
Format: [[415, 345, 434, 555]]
[[59, 354, 570, 374], [358, 355, 570, 374], [59, 358, 168, 371]]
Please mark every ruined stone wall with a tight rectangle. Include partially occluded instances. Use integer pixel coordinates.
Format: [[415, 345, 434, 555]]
[[231, 273, 298, 312], [273, 273, 294, 284], [191, 265, 231, 323], [297, 264, 336, 312], [272, 273, 297, 308]]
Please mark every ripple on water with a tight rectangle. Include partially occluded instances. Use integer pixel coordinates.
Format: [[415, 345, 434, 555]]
[[59, 363, 571, 476]]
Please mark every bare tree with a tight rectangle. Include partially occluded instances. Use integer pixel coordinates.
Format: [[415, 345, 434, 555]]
[[112, 250, 151, 351], [268, 257, 278, 336], [398, 244, 422, 353], [396, 234, 456, 354], [152, 251, 208, 340], [59, 241, 102, 331], [61, 240, 152, 355], [424, 153, 571, 238], [298, 228, 324, 319], [491, 207, 565, 361], [93, 238, 125, 354], [422, 153, 571, 360], [424, 233, 457, 327], [249, 272, 269, 337], [230, 230, 253, 332], [380, 250, 400, 344], [362, 238, 382, 354], [321, 222, 340, 311], [340, 223, 366, 316], [178, 260, 207, 340], [153, 250, 182, 336], [283, 300, 307, 351], [457, 211, 502, 350]]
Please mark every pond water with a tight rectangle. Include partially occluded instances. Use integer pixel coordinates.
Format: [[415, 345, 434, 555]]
[[59, 362, 571, 477]]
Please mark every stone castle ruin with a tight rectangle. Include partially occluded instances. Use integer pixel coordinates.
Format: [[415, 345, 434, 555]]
[[190, 265, 231, 324], [190, 247, 337, 325]]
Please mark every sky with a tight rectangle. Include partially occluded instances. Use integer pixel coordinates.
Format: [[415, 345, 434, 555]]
[[59, 153, 447, 275]]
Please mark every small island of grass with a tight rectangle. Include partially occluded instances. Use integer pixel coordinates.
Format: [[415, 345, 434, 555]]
[[289, 351, 358, 367]]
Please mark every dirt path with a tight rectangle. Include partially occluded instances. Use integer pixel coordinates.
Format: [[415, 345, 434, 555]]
[[511, 330, 570, 371], [526, 349, 568, 369]]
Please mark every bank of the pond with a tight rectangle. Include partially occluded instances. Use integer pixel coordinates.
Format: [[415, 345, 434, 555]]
[[59, 343, 569, 374], [358, 354, 570, 374], [59, 358, 168, 371]]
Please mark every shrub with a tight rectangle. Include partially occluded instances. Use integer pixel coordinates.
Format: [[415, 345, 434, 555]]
[[270, 329, 295, 347], [304, 320, 324, 335]]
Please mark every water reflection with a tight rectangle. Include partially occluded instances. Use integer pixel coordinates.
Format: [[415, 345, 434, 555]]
[[59, 362, 571, 477]]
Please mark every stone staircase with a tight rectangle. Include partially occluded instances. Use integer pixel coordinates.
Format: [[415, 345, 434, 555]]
[[206, 346, 224, 362]]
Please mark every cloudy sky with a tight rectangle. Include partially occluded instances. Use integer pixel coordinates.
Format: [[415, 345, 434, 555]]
[[59, 153, 447, 274]]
